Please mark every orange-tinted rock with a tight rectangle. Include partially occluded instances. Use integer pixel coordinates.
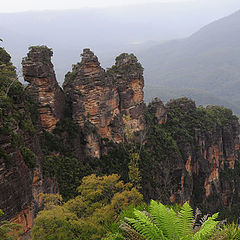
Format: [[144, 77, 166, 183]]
[[0, 151, 32, 221], [64, 49, 120, 143], [185, 155, 192, 175], [22, 46, 65, 132], [63, 49, 146, 157], [143, 98, 240, 212], [110, 53, 146, 133], [10, 206, 33, 237]]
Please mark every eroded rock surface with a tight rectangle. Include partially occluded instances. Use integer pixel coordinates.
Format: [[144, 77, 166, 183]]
[[22, 46, 65, 131], [63, 49, 146, 157], [64, 49, 119, 142], [143, 98, 240, 214]]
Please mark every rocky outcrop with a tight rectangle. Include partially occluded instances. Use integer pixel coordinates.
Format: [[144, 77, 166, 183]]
[[63, 49, 146, 157], [63, 49, 119, 142], [0, 47, 58, 239], [108, 53, 145, 134], [147, 97, 167, 124], [20, 47, 240, 214], [22, 46, 65, 132], [1, 44, 240, 237], [143, 98, 240, 214]]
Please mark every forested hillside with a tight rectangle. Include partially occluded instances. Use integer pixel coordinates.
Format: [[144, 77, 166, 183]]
[[1, 46, 240, 239], [142, 10, 240, 114]]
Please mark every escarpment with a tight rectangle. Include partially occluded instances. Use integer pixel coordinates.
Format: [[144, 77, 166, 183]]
[[0, 47, 58, 238], [63, 49, 146, 156], [1, 45, 240, 237], [22, 46, 65, 132], [142, 98, 240, 215], [21, 47, 240, 215]]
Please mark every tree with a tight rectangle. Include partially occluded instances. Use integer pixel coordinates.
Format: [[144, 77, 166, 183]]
[[32, 174, 143, 240], [123, 114, 143, 190], [0, 210, 22, 240]]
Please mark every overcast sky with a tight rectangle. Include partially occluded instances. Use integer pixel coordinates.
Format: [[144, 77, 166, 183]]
[[1, 0, 207, 12]]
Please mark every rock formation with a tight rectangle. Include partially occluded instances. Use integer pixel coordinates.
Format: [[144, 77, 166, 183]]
[[108, 53, 145, 134], [1, 46, 240, 238], [63, 49, 146, 157], [0, 47, 58, 238], [22, 46, 65, 132], [0, 99, 58, 238], [63, 49, 119, 144], [142, 98, 240, 214], [147, 97, 167, 124]]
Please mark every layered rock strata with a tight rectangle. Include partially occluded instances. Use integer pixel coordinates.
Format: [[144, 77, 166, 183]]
[[147, 97, 167, 124], [109, 53, 145, 134], [0, 47, 59, 239], [22, 46, 65, 132], [64, 49, 119, 140], [143, 99, 240, 213], [63, 49, 146, 156]]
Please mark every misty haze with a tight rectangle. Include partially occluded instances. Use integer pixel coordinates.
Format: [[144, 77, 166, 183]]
[[1, 1, 240, 239]]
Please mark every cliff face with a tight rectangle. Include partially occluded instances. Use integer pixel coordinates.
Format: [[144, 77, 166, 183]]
[[23, 47, 240, 215], [63, 49, 145, 157], [63, 49, 119, 157], [108, 53, 145, 135], [1, 45, 240, 234], [142, 98, 240, 215], [22, 46, 65, 132], [0, 47, 58, 238]]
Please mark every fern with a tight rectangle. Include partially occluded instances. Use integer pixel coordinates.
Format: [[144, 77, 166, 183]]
[[120, 221, 146, 240], [121, 201, 219, 240], [149, 200, 178, 238], [125, 210, 166, 240], [177, 202, 194, 239], [193, 213, 219, 240]]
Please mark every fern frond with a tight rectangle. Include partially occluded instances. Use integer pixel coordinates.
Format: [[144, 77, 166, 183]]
[[120, 221, 146, 240], [193, 213, 219, 240], [125, 209, 166, 240], [177, 202, 194, 239], [149, 200, 179, 238]]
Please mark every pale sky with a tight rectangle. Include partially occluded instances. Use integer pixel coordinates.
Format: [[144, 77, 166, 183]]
[[1, 0, 199, 13]]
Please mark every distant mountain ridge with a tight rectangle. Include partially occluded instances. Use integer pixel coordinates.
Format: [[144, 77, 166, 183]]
[[1, 0, 240, 83], [142, 9, 240, 114]]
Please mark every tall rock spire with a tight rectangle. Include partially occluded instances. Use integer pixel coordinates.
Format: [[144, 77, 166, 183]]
[[63, 49, 120, 139], [22, 46, 65, 131]]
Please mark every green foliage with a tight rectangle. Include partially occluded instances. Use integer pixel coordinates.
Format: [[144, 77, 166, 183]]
[[32, 205, 79, 240], [128, 153, 141, 190], [0, 47, 11, 65], [28, 45, 53, 56], [107, 53, 143, 82], [121, 200, 219, 240], [0, 47, 40, 173], [212, 221, 240, 240], [0, 146, 9, 164], [33, 174, 143, 240], [123, 114, 142, 189], [20, 146, 37, 169], [19, 119, 37, 135], [0, 210, 22, 240], [42, 154, 86, 200], [166, 98, 238, 141]]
